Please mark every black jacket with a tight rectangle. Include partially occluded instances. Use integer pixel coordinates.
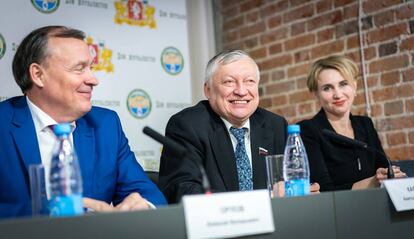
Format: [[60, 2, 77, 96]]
[[159, 100, 288, 203], [298, 109, 388, 191]]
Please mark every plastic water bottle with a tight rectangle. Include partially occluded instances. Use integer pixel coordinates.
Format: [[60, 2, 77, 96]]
[[49, 123, 83, 216], [283, 124, 310, 197]]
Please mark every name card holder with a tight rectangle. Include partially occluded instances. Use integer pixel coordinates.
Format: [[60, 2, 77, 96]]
[[183, 190, 274, 239], [383, 177, 414, 211]]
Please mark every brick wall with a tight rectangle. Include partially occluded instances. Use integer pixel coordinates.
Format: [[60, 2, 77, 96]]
[[217, 0, 414, 160]]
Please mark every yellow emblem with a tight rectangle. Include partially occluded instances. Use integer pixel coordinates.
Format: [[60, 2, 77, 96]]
[[86, 36, 114, 73], [114, 0, 156, 29]]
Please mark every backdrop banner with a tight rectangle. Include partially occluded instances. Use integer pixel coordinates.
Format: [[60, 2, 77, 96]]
[[0, 0, 192, 171]]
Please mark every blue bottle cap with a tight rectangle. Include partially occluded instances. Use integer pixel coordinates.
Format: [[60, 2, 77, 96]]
[[54, 123, 71, 136], [287, 124, 300, 134]]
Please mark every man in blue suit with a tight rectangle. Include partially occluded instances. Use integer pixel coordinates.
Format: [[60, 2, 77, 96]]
[[0, 25, 166, 218]]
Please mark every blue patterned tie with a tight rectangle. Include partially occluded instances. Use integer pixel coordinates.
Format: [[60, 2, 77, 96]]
[[230, 127, 253, 191]]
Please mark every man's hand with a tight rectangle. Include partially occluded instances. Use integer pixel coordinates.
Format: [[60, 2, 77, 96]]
[[310, 182, 320, 194], [83, 192, 150, 212]]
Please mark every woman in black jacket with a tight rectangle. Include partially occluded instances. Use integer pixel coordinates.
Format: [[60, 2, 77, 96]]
[[298, 55, 405, 192]]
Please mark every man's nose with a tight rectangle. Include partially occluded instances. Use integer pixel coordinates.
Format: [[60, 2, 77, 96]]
[[85, 69, 99, 86], [234, 82, 248, 95]]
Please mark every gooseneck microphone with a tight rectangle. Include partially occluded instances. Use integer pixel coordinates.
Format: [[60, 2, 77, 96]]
[[321, 129, 394, 179], [142, 126, 212, 194]]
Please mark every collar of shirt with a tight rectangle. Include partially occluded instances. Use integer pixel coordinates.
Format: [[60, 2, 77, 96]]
[[221, 118, 252, 166]]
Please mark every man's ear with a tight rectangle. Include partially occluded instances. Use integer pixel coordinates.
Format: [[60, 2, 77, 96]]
[[29, 63, 45, 88], [204, 81, 210, 99]]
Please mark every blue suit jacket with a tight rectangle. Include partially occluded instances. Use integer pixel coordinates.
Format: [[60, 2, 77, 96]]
[[0, 96, 166, 218]]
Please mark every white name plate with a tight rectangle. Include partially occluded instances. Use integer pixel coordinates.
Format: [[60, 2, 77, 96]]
[[383, 177, 414, 211], [183, 190, 274, 239]]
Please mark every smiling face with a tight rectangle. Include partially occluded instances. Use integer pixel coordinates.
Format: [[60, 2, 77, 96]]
[[28, 37, 98, 123], [315, 69, 357, 119], [204, 58, 259, 127]]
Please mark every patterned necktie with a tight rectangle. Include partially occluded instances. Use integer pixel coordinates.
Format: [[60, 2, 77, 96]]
[[230, 127, 253, 191]]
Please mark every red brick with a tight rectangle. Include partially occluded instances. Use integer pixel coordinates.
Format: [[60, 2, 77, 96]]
[[260, 72, 270, 84], [243, 37, 258, 49], [223, 42, 243, 50], [377, 115, 414, 131], [260, 1, 288, 18], [406, 99, 414, 113], [260, 27, 289, 45], [311, 40, 345, 59], [343, 2, 358, 19], [268, 15, 282, 29], [240, 21, 266, 38], [316, 0, 333, 13], [289, 90, 314, 103], [308, 10, 342, 31], [283, 4, 314, 23], [399, 83, 414, 98], [291, 22, 306, 36], [222, 6, 240, 18], [259, 97, 272, 108], [248, 47, 267, 60], [345, 35, 358, 50], [386, 131, 407, 146], [363, 0, 402, 14], [285, 34, 315, 51], [403, 68, 414, 82], [369, 55, 409, 74], [221, 0, 240, 9], [294, 50, 311, 63], [240, 0, 263, 12], [272, 105, 297, 118], [317, 28, 335, 43], [258, 54, 293, 71], [266, 81, 295, 94], [385, 146, 414, 160], [396, 3, 414, 20], [288, 63, 310, 78], [246, 10, 260, 22], [380, 71, 400, 86], [366, 23, 408, 44], [296, 77, 309, 90], [223, 16, 244, 31], [334, 0, 355, 7], [400, 36, 414, 51], [372, 86, 398, 102], [370, 104, 383, 117], [291, 0, 311, 7], [335, 20, 358, 38], [298, 102, 314, 115], [384, 100, 404, 116], [374, 9, 395, 27], [409, 131, 414, 144], [223, 31, 239, 43], [271, 70, 286, 81], [379, 41, 398, 57], [271, 95, 288, 106], [269, 43, 282, 55]]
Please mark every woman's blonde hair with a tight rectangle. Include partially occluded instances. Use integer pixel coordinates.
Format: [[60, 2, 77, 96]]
[[307, 55, 359, 92]]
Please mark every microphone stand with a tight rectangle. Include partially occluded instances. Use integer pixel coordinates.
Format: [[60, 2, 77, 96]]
[[142, 126, 212, 194]]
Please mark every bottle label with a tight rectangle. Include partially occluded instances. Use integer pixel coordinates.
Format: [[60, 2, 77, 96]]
[[49, 194, 83, 216], [285, 179, 310, 197]]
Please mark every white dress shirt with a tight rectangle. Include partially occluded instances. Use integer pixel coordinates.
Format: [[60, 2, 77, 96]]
[[26, 96, 76, 197]]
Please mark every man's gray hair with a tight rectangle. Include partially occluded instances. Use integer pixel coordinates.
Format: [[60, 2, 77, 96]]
[[204, 50, 260, 84]]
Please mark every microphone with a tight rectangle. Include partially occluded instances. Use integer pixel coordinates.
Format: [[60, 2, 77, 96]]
[[142, 126, 211, 194], [321, 129, 394, 179]]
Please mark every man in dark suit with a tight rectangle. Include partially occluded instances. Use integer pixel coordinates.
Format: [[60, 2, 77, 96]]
[[159, 50, 288, 203], [0, 26, 166, 218]]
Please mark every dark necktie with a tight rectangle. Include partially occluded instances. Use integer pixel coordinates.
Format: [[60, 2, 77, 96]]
[[230, 127, 253, 191]]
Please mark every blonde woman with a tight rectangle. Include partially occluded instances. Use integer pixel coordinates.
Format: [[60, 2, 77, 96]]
[[298, 55, 405, 192]]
